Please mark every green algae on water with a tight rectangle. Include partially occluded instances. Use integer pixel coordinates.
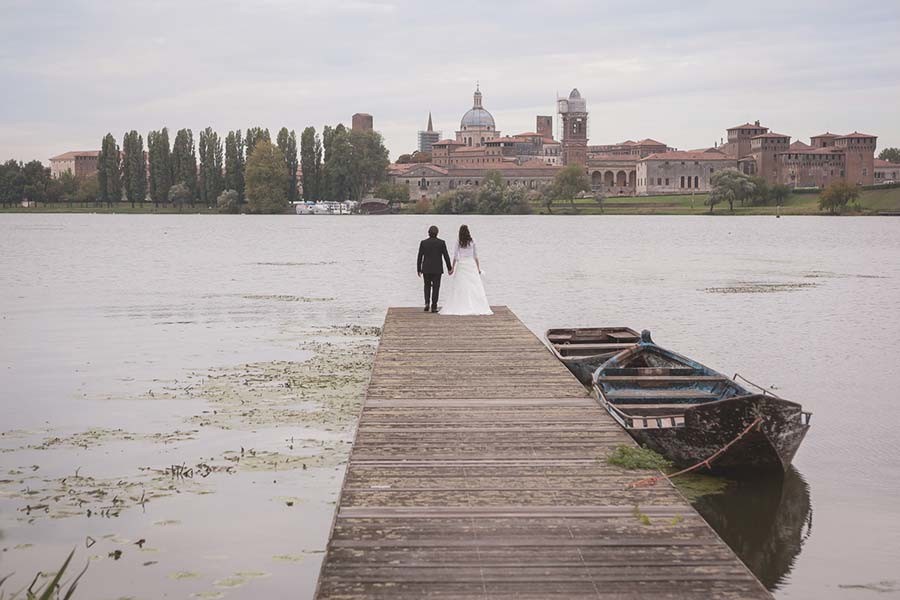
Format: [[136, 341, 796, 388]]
[[607, 445, 672, 470], [672, 472, 731, 501]]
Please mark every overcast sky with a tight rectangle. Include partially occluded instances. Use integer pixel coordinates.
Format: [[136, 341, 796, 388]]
[[2, 0, 899, 163]]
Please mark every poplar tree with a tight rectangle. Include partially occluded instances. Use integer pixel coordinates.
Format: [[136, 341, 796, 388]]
[[171, 128, 198, 204], [224, 130, 245, 201], [98, 133, 121, 207], [245, 127, 270, 160], [198, 127, 224, 206], [148, 128, 173, 207], [276, 127, 299, 203], [245, 140, 289, 214], [300, 126, 322, 202], [122, 130, 147, 208]]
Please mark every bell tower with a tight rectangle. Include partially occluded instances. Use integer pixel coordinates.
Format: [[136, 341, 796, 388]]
[[558, 88, 588, 167]]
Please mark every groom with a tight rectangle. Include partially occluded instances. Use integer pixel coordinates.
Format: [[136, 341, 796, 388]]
[[417, 225, 453, 313]]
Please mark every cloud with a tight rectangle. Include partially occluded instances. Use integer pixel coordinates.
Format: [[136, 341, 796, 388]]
[[1, 0, 899, 162]]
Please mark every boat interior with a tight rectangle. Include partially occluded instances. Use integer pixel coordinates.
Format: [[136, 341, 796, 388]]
[[595, 345, 749, 418], [547, 327, 640, 358]]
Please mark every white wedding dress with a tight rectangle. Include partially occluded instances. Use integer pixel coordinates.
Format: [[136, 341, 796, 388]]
[[441, 242, 493, 315]]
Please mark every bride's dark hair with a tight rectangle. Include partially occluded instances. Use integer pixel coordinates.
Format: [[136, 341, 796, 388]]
[[458, 225, 473, 248]]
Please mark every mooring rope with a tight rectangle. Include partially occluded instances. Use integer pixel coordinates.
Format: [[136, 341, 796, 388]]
[[626, 416, 764, 488]]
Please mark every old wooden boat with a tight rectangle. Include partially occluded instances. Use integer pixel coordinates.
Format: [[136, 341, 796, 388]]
[[545, 327, 640, 384], [592, 331, 811, 471]]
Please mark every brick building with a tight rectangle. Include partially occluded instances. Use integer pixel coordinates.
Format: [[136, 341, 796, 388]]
[[351, 113, 373, 132], [875, 159, 900, 184], [394, 85, 881, 201], [727, 126, 877, 188], [49, 151, 100, 179], [390, 160, 560, 201], [636, 150, 737, 195]]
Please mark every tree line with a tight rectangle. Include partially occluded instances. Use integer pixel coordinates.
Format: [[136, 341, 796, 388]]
[[405, 165, 596, 215], [1, 123, 389, 214], [705, 169, 861, 214]]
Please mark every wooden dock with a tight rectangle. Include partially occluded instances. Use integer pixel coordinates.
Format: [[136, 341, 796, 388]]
[[314, 307, 771, 599]]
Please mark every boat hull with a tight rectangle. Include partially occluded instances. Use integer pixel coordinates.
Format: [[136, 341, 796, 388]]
[[560, 351, 623, 385], [620, 394, 810, 471]]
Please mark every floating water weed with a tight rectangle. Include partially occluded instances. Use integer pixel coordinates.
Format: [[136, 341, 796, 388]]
[[607, 445, 672, 470]]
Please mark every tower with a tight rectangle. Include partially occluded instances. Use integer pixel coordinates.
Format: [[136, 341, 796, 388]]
[[536, 115, 553, 140], [558, 88, 587, 166], [352, 113, 373, 132], [417, 112, 441, 153], [835, 132, 877, 186]]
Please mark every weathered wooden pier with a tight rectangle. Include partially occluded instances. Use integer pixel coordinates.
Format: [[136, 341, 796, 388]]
[[314, 307, 771, 599]]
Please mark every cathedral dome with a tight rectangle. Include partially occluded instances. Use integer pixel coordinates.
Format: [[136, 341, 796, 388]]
[[460, 86, 495, 129], [461, 107, 495, 129]]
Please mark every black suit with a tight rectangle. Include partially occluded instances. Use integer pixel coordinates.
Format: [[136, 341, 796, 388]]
[[417, 237, 452, 309]]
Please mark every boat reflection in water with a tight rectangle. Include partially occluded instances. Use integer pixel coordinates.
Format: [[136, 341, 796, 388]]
[[691, 466, 812, 591]]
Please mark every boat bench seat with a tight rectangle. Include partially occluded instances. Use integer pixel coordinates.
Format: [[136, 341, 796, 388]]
[[601, 367, 701, 377], [605, 389, 719, 403], [614, 403, 694, 415], [555, 343, 635, 352], [597, 375, 728, 383]]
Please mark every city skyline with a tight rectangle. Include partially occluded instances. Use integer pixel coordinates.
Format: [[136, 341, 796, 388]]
[[2, 0, 900, 163]]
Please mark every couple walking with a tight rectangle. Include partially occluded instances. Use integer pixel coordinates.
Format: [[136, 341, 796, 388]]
[[416, 225, 492, 315]]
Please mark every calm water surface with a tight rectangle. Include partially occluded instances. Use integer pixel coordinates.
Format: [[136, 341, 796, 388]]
[[1, 214, 899, 598]]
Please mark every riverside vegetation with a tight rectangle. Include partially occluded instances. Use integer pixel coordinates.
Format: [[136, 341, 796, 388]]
[[1, 123, 389, 214], [4, 143, 898, 216]]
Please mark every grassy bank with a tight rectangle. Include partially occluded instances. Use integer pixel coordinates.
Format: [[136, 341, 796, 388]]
[[0, 203, 219, 214], [6, 186, 900, 216], [396, 185, 900, 215], [536, 186, 900, 215]]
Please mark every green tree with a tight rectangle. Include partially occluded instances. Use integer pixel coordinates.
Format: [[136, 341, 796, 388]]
[[276, 127, 299, 203], [770, 183, 791, 207], [172, 128, 198, 203], [397, 151, 431, 164], [56, 171, 79, 207], [818, 180, 860, 215], [148, 128, 173, 208], [216, 189, 240, 214], [245, 139, 289, 214], [433, 189, 478, 214], [0, 160, 25, 207], [878, 148, 900, 163], [167, 182, 192, 212], [749, 176, 769, 206], [245, 127, 270, 160], [708, 169, 755, 212], [75, 174, 99, 205], [300, 126, 322, 202], [705, 186, 729, 214], [474, 172, 532, 214], [224, 130, 245, 202], [122, 130, 147, 208], [322, 124, 342, 163], [544, 164, 590, 210], [373, 181, 409, 208], [323, 126, 352, 202], [477, 170, 505, 214], [347, 129, 390, 202], [198, 127, 224, 206], [22, 160, 52, 206], [98, 133, 121, 207]]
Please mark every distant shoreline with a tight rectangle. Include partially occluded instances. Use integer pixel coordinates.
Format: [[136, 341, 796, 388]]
[[3, 186, 899, 216]]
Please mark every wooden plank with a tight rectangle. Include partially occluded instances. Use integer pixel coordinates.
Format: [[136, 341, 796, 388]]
[[313, 306, 771, 599]]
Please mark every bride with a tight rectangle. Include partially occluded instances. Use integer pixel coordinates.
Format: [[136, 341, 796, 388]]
[[441, 225, 493, 315]]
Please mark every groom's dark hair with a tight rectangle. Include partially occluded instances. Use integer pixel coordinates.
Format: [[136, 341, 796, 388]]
[[428, 226, 438, 238]]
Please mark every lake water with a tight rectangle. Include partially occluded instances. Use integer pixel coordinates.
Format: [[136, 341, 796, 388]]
[[1, 214, 899, 599]]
